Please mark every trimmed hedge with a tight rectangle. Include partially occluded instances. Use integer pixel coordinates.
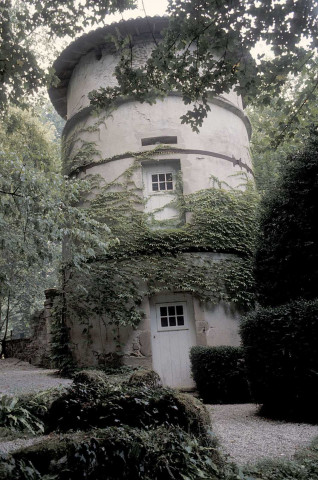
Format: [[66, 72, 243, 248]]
[[190, 346, 250, 404], [240, 299, 318, 422]]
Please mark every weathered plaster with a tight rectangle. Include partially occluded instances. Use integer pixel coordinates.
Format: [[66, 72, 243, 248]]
[[66, 40, 244, 120], [49, 20, 253, 384]]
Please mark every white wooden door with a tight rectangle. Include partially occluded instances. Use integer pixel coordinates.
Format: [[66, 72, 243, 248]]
[[150, 294, 197, 388]]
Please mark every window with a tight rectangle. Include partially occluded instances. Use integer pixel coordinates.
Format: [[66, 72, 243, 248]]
[[142, 160, 181, 222], [151, 173, 174, 192], [156, 302, 188, 331]]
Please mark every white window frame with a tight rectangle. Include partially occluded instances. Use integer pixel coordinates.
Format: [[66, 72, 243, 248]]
[[156, 302, 189, 332], [143, 161, 179, 197], [150, 172, 174, 193]]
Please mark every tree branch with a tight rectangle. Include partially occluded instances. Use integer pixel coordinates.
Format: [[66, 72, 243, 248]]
[[0, 189, 24, 197]]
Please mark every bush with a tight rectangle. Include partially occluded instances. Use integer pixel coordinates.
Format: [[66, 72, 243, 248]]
[[255, 128, 318, 306], [240, 299, 318, 422], [0, 426, 222, 480], [190, 346, 250, 404], [46, 380, 210, 438], [18, 388, 67, 425], [0, 395, 44, 434]]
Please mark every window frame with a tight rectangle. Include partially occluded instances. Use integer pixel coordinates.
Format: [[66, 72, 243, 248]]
[[155, 302, 189, 332], [142, 160, 180, 197], [150, 172, 174, 193]]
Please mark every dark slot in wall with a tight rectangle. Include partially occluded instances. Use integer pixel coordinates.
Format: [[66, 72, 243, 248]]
[[141, 136, 177, 146]]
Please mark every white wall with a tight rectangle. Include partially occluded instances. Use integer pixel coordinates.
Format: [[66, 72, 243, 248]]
[[67, 41, 244, 120], [67, 95, 252, 192]]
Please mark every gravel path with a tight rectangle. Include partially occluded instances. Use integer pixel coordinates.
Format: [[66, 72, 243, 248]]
[[0, 358, 72, 455], [1, 361, 317, 465], [207, 404, 318, 465], [0, 358, 71, 396]]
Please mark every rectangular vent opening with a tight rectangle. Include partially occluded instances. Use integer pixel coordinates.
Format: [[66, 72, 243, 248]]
[[141, 136, 177, 146]]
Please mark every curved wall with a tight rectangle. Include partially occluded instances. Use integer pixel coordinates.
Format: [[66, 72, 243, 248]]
[[58, 26, 253, 378], [66, 38, 245, 121], [65, 95, 252, 190]]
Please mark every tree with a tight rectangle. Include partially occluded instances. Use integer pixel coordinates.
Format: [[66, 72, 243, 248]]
[[254, 126, 318, 306], [0, 0, 137, 110], [1, 0, 317, 137], [89, 0, 318, 132], [248, 59, 318, 192], [0, 108, 60, 342], [0, 108, 112, 351]]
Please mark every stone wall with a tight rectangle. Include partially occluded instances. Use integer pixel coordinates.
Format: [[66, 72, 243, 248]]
[[5, 289, 57, 367], [5, 338, 32, 362]]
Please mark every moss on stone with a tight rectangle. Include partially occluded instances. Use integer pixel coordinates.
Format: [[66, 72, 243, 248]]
[[127, 369, 161, 388], [72, 369, 110, 388], [173, 392, 211, 437]]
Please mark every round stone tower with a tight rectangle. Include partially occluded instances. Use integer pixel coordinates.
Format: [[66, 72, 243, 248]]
[[50, 16, 254, 388]]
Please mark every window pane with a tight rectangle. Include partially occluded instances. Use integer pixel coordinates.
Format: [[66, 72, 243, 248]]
[[159, 174, 165, 181], [159, 182, 166, 190], [161, 317, 168, 327], [177, 316, 184, 326], [152, 183, 158, 191], [166, 182, 173, 190], [152, 174, 158, 182], [168, 306, 175, 315], [169, 317, 176, 326], [160, 306, 167, 316], [166, 173, 172, 181], [176, 305, 183, 315]]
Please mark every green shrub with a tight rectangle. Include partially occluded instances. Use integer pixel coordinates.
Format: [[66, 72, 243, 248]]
[[1, 426, 222, 480], [0, 396, 44, 434], [46, 381, 210, 438], [190, 346, 250, 404], [72, 369, 110, 388], [255, 128, 318, 307], [240, 299, 318, 422], [18, 388, 67, 424]]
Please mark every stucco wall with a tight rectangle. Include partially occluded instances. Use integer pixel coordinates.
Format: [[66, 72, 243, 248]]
[[66, 39, 244, 120], [59, 28, 251, 380], [68, 253, 241, 369], [66, 95, 252, 192]]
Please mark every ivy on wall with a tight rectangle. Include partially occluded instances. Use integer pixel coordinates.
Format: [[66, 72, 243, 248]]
[[52, 117, 258, 364], [63, 158, 257, 325]]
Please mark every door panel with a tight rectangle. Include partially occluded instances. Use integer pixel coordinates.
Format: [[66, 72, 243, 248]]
[[150, 294, 196, 388]]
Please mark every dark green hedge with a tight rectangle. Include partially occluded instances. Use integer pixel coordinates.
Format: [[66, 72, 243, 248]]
[[255, 128, 318, 307], [190, 346, 250, 404], [240, 299, 318, 422]]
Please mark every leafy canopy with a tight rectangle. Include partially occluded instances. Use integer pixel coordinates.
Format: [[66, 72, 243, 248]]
[[0, 108, 112, 339], [89, 0, 318, 131], [1, 0, 317, 138], [248, 58, 318, 192], [255, 126, 318, 306], [0, 0, 137, 109]]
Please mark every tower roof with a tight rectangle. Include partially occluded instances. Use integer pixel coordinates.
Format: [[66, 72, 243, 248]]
[[49, 16, 168, 119]]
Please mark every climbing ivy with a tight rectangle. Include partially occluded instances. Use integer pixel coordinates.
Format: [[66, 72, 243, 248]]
[[62, 159, 257, 329], [52, 119, 258, 362]]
